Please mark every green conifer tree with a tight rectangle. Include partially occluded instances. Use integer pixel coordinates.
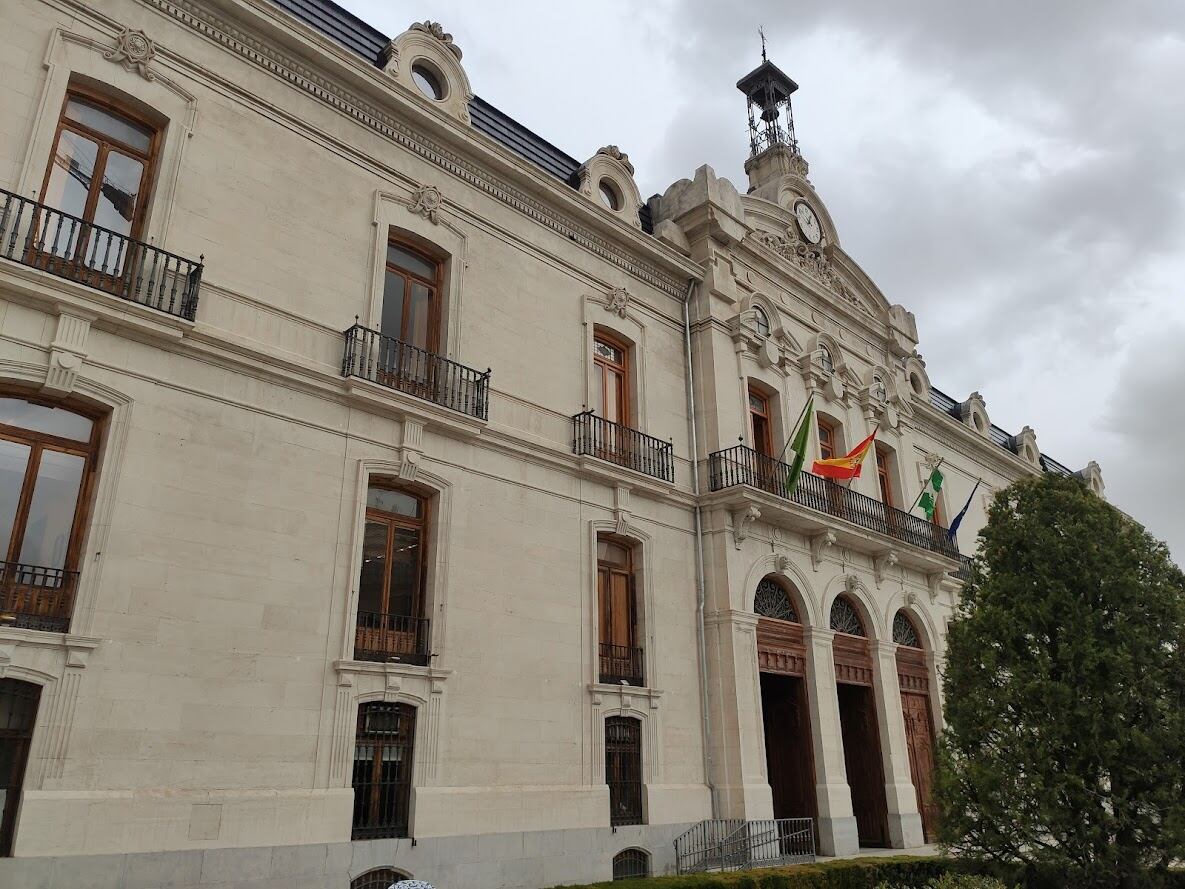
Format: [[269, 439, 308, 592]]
[[936, 474, 1185, 888]]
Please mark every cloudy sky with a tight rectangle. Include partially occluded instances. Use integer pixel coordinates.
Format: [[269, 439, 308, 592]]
[[343, 1, 1185, 559]]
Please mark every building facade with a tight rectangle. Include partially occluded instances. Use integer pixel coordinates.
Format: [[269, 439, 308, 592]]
[[0, 1, 1106, 887]]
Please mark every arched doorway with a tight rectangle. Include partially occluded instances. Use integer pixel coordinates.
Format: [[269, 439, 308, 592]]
[[894, 610, 938, 841], [0, 679, 41, 856], [754, 576, 817, 829], [830, 596, 889, 848]]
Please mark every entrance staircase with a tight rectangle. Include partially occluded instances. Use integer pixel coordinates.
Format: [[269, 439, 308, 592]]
[[674, 818, 816, 874]]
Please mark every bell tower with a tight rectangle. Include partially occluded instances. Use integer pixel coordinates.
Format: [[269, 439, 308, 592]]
[[736, 40, 809, 192]]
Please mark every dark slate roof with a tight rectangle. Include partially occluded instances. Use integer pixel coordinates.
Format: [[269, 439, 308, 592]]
[[929, 386, 1076, 477], [267, 0, 653, 232]]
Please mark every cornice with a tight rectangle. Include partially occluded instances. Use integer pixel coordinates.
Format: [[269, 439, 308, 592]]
[[908, 399, 1039, 481], [732, 237, 892, 352], [139, 0, 697, 297]]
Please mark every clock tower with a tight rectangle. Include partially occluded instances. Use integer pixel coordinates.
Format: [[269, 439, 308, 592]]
[[737, 49, 811, 193]]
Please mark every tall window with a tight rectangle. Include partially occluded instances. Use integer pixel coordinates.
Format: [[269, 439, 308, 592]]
[[598, 537, 641, 686], [355, 484, 429, 665], [593, 333, 629, 426], [0, 679, 41, 856], [40, 90, 159, 269], [605, 716, 643, 826], [749, 387, 773, 457], [817, 418, 836, 461], [875, 448, 894, 508], [381, 239, 441, 353], [352, 702, 416, 839], [0, 397, 97, 632]]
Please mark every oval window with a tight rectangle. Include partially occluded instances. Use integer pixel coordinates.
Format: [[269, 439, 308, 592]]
[[599, 180, 620, 211], [411, 63, 444, 100]]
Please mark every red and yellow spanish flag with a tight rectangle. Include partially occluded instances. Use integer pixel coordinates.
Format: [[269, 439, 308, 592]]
[[812, 429, 877, 481]]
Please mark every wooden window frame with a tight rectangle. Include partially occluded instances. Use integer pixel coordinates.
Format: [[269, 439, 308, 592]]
[[38, 85, 162, 251], [592, 331, 631, 426], [0, 679, 41, 857], [0, 394, 102, 575], [875, 447, 894, 509], [748, 386, 774, 457], [383, 235, 444, 355], [361, 482, 430, 622], [817, 417, 837, 462], [597, 535, 642, 685]]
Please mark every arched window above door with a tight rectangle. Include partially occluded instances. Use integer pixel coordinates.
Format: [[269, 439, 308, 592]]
[[754, 577, 798, 623], [830, 596, 865, 637], [893, 611, 922, 648]]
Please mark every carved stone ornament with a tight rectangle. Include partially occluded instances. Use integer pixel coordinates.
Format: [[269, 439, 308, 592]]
[[788, 152, 810, 179], [872, 550, 899, 589], [409, 21, 462, 60], [774, 553, 792, 574], [603, 287, 630, 319], [926, 572, 945, 603], [808, 530, 836, 570], [747, 228, 870, 316], [732, 505, 761, 550], [596, 145, 635, 176], [406, 184, 443, 224], [104, 28, 157, 80]]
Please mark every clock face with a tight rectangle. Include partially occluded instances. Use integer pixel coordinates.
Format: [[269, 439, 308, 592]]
[[794, 200, 823, 245]]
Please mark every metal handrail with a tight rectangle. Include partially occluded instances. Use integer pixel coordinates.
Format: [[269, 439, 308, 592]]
[[708, 444, 961, 560], [572, 410, 674, 483], [353, 612, 430, 666], [0, 560, 79, 633], [0, 186, 202, 320], [598, 642, 644, 686], [342, 323, 491, 420]]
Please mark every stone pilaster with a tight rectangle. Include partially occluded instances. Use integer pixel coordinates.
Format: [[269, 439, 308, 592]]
[[703, 609, 774, 819], [871, 641, 924, 847], [802, 627, 858, 855]]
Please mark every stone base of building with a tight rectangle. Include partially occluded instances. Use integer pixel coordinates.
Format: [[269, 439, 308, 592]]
[[0, 822, 696, 889], [816, 814, 859, 857]]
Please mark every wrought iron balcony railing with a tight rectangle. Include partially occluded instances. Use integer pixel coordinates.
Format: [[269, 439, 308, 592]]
[[954, 554, 973, 582], [354, 612, 430, 665], [708, 444, 961, 560], [0, 186, 202, 320], [598, 642, 644, 686], [342, 323, 490, 421], [572, 410, 674, 483], [0, 561, 78, 633]]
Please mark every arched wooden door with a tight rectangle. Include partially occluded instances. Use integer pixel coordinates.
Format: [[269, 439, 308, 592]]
[[754, 578, 817, 830], [830, 597, 889, 848], [0, 679, 41, 856], [894, 611, 938, 841]]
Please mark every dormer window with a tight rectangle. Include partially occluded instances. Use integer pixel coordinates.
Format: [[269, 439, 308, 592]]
[[411, 62, 445, 100], [818, 345, 834, 375], [753, 306, 771, 338], [598, 180, 621, 211]]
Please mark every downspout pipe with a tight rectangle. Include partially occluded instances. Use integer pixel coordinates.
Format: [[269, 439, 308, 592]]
[[682, 276, 717, 819]]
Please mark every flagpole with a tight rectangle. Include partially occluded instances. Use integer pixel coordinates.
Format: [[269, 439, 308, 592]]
[[908, 457, 945, 512], [775, 396, 814, 463]]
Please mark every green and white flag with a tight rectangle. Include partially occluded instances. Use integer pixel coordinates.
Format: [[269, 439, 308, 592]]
[[917, 466, 944, 520]]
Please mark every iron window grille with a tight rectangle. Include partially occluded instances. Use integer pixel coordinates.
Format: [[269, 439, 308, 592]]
[[352, 702, 416, 839], [754, 577, 797, 622], [605, 716, 643, 826], [612, 848, 651, 880]]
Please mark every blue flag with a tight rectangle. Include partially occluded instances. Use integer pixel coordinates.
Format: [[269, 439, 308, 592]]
[[947, 480, 981, 543]]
